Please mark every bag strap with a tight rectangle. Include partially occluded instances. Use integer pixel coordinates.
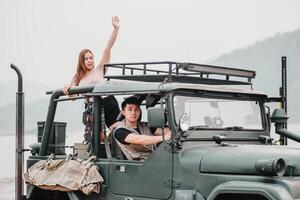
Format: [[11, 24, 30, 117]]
[[82, 156, 96, 165], [44, 154, 55, 166]]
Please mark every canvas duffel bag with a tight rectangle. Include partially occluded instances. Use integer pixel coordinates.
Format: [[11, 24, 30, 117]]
[[24, 154, 104, 195]]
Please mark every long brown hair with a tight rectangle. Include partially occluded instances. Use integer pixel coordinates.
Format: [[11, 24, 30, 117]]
[[72, 49, 93, 85]]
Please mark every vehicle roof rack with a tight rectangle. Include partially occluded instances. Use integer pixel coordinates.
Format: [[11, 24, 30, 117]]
[[104, 61, 256, 85]]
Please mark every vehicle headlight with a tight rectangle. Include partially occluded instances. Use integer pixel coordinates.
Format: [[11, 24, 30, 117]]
[[255, 158, 286, 177]]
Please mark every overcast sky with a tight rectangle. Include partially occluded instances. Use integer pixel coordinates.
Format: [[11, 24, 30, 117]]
[[1, 0, 300, 87]]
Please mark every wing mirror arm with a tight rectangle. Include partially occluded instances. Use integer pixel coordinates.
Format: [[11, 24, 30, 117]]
[[172, 113, 190, 149], [265, 105, 271, 132]]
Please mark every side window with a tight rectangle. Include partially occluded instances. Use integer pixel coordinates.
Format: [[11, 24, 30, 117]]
[[53, 99, 86, 155]]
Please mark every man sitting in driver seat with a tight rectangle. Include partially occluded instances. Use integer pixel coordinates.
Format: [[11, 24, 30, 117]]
[[114, 96, 171, 160]]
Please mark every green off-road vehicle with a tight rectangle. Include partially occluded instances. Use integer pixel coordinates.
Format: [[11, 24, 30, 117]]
[[12, 59, 300, 199]]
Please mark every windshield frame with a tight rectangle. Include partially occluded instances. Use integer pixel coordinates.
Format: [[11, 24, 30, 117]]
[[170, 91, 268, 132]]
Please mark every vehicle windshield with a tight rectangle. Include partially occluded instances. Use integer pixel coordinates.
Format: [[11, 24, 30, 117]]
[[173, 95, 263, 130]]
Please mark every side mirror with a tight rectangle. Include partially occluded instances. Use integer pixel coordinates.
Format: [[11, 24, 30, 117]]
[[179, 113, 190, 132], [147, 106, 165, 128]]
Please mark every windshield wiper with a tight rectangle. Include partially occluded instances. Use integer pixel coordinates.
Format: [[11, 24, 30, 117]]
[[223, 126, 244, 131], [213, 126, 244, 145], [221, 126, 244, 137], [188, 126, 244, 131], [188, 125, 209, 130]]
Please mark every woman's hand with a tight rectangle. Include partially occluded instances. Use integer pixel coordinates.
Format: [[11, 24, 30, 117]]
[[112, 16, 120, 29], [63, 83, 72, 95]]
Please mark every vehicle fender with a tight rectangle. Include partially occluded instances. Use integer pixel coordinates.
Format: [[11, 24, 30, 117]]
[[207, 180, 292, 200]]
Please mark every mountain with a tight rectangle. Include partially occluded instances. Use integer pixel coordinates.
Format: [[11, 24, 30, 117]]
[[0, 80, 93, 135], [0, 81, 85, 135], [0, 81, 54, 107], [0, 95, 85, 136], [209, 29, 300, 122]]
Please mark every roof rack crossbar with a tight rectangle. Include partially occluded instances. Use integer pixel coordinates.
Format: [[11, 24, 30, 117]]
[[104, 61, 256, 85], [106, 64, 177, 75]]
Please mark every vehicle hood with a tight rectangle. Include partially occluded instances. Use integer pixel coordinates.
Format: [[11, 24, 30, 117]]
[[179, 144, 300, 176]]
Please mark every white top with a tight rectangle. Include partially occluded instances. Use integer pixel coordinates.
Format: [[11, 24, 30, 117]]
[[79, 66, 104, 86], [79, 66, 108, 100]]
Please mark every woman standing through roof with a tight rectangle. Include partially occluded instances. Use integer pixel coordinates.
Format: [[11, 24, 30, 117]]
[[63, 16, 120, 130]]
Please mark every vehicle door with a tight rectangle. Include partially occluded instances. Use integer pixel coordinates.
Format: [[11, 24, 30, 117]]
[[108, 138, 173, 199]]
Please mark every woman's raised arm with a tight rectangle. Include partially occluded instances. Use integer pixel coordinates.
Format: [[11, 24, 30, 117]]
[[98, 16, 120, 75]]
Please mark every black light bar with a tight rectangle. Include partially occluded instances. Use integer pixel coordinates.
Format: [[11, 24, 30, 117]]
[[180, 63, 256, 78]]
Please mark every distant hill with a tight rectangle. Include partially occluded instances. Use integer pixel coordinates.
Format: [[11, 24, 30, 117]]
[[0, 96, 85, 135], [1, 80, 55, 107], [0, 81, 85, 135], [209, 29, 300, 122]]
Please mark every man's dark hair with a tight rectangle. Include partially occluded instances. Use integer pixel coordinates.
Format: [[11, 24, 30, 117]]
[[121, 96, 140, 110]]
